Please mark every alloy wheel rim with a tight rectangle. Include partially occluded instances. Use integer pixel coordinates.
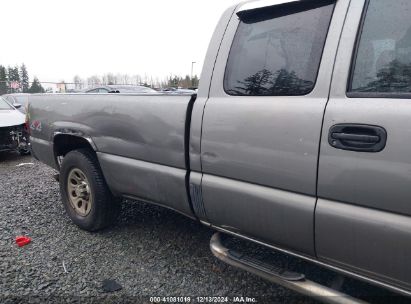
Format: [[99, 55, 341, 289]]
[[67, 168, 92, 216]]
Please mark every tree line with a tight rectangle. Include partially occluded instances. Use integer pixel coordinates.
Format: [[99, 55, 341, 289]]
[[0, 63, 200, 95], [0, 64, 45, 95]]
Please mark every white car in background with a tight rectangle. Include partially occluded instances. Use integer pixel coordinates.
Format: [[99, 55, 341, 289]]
[[2, 93, 30, 114], [0, 97, 30, 155]]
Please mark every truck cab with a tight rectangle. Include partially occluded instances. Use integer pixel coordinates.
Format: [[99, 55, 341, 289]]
[[29, 0, 411, 299]]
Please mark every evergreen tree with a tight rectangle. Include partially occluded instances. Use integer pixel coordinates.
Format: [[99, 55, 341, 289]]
[[8, 66, 20, 82], [7, 66, 20, 92], [0, 65, 8, 95], [20, 64, 29, 93], [183, 75, 191, 88], [168, 75, 180, 87], [191, 75, 199, 88], [28, 77, 45, 93]]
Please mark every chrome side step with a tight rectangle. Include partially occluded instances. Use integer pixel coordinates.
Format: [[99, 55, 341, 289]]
[[210, 233, 368, 304]]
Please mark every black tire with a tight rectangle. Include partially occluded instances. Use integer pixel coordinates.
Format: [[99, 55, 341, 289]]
[[60, 148, 120, 231], [19, 148, 31, 156]]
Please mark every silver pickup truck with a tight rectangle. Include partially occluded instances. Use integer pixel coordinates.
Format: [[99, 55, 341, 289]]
[[28, 0, 411, 301]]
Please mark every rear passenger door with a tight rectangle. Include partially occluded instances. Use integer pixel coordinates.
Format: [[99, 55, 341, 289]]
[[199, 0, 349, 256], [317, 0, 411, 290]]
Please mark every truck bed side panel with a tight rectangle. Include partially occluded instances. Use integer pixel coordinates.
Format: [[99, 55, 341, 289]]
[[29, 93, 194, 216], [31, 94, 191, 168], [97, 152, 192, 217]]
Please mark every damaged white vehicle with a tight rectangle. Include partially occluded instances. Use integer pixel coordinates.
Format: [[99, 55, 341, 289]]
[[0, 97, 30, 155]]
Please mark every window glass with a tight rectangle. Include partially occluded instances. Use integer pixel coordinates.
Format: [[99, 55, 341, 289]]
[[0, 97, 13, 110], [224, 2, 335, 96], [350, 0, 411, 93], [5, 96, 15, 104], [15, 96, 28, 104]]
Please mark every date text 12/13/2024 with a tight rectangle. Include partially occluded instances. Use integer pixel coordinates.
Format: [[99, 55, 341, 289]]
[[149, 296, 257, 303]]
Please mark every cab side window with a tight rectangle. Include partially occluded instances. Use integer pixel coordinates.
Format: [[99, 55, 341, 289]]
[[350, 0, 411, 94], [224, 1, 335, 96]]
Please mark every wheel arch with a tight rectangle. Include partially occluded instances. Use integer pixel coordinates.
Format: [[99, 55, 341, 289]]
[[53, 131, 97, 169]]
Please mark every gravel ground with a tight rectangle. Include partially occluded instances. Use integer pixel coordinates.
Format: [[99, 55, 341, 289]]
[[0, 152, 408, 304]]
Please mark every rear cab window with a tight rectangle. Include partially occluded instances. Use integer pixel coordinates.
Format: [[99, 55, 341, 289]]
[[349, 0, 411, 96], [224, 0, 336, 96]]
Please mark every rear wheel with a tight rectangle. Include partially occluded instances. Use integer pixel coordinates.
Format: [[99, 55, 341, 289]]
[[60, 149, 119, 231]]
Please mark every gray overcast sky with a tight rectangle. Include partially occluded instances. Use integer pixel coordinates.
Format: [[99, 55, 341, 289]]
[[1, 0, 240, 83]]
